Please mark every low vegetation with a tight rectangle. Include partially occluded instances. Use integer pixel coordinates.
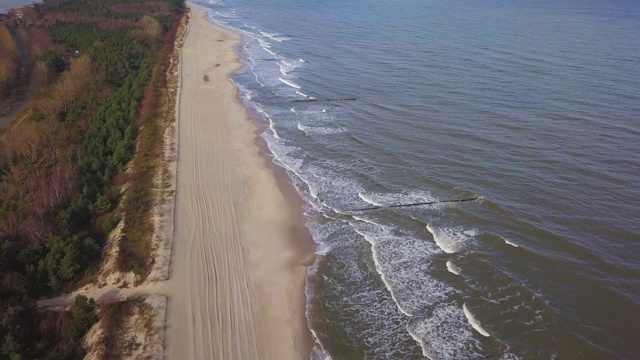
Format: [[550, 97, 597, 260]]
[[99, 300, 137, 359], [117, 10, 185, 280], [97, 297, 160, 359]]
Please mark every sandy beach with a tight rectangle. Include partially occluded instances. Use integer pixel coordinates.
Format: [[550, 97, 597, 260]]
[[165, 6, 313, 359]]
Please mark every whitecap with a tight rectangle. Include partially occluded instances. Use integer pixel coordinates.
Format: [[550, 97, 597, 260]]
[[426, 225, 477, 254], [298, 123, 347, 135], [409, 304, 483, 358], [257, 39, 276, 55], [279, 59, 303, 76], [357, 190, 437, 209], [358, 192, 386, 207], [260, 42, 271, 49], [463, 303, 491, 337], [260, 31, 289, 42], [446, 260, 462, 275], [214, 10, 236, 18], [504, 238, 519, 247], [279, 77, 302, 89], [254, 105, 279, 138]]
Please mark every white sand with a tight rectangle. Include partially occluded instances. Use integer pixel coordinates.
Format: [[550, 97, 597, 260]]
[[164, 6, 313, 359]]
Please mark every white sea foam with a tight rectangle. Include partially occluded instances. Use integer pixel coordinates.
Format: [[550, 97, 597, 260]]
[[257, 39, 276, 55], [263, 141, 332, 204], [253, 105, 279, 138], [279, 77, 302, 89], [357, 190, 438, 209], [303, 223, 334, 360], [504, 238, 519, 247], [215, 10, 236, 18], [358, 192, 386, 207], [315, 242, 333, 256], [278, 59, 303, 76], [234, 81, 254, 101], [500, 352, 522, 360], [279, 166, 363, 213], [200, 4, 511, 358], [426, 225, 477, 254], [270, 123, 279, 138], [262, 124, 484, 357], [352, 226, 414, 317], [310, 345, 332, 360], [279, 63, 297, 76], [463, 303, 490, 337], [408, 304, 483, 358], [446, 261, 462, 276], [260, 31, 289, 42], [219, 14, 479, 355], [243, 47, 267, 87], [267, 143, 303, 174], [349, 217, 457, 319], [298, 123, 346, 135], [312, 221, 430, 359], [306, 216, 345, 245]]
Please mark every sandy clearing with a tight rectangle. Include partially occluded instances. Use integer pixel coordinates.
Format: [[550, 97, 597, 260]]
[[164, 6, 313, 359]]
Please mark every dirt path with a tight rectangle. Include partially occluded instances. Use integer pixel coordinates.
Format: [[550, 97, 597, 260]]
[[37, 281, 170, 309]]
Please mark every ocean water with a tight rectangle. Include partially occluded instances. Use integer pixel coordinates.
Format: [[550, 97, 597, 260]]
[[195, 0, 640, 358], [0, 0, 37, 13]]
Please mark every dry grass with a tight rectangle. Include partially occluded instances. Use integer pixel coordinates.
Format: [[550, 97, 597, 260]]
[[99, 300, 139, 359], [115, 11, 187, 284], [90, 296, 164, 360]]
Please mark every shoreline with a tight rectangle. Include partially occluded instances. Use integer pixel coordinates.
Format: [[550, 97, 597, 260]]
[[165, 5, 314, 359], [247, 102, 318, 354]]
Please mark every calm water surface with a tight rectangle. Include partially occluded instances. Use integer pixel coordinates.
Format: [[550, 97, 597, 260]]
[[196, 0, 640, 358], [0, 0, 37, 12]]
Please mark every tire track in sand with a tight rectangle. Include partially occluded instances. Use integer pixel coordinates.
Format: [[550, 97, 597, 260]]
[[165, 9, 259, 359], [40, 7, 310, 360]]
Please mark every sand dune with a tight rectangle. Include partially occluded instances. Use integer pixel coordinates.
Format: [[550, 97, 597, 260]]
[[165, 7, 313, 359]]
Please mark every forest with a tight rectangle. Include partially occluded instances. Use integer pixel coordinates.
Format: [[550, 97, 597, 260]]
[[0, 0, 184, 358]]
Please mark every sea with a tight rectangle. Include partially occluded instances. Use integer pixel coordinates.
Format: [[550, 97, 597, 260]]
[[0, 0, 36, 13], [194, 0, 640, 358]]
